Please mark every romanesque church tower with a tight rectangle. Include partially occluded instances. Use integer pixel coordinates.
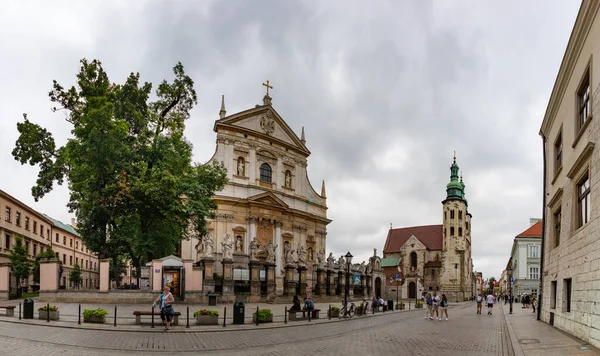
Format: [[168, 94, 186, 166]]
[[441, 155, 473, 301]]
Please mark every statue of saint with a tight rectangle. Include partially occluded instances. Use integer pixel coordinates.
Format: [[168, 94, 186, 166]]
[[285, 171, 291, 187], [284, 242, 295, 264], [366, 260, 372, 274], [237, 158, 245, 176], [326, 252, 335, 270], [221, 234, 233, 260], [316, 249, 325, 268], [203, 233, 214, 258], [266, 240, 277, 263], [337, 255, 345, 268], [307, 247, 314, 262], [297, 244, 306, 265], [249, 237, 259, 261], [235, 236, 243, 252], [360, 261, 366, 274]]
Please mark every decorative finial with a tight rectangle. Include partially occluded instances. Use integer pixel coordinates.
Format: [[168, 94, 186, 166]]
[[23, 113, 27, 120], [219, 95, 226, 119], [460, 170, 463, 182], [390, 223, 393, 230], [321, 180, 326, 198], [262, 80, 273, 105], [453, 150, 456, 162], [301, 126, 306, 145]]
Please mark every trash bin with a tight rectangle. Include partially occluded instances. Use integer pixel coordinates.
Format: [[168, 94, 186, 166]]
[[208, 293, 218, 306], [387, 300, 394, 311], [23, 298, 34, 319], [233, 301, 245, 325]]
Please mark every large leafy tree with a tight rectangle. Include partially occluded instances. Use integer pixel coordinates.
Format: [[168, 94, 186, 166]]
[[69, 264, 83, 289], [9, 235, 32, 295], [13, 59, 227, 282]]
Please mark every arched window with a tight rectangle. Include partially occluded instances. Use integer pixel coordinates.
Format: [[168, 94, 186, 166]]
[[260, 163, 272, 182], [450, 227, 455, 236], [410, 252, 417, 269], [458, 227, 463, 237]]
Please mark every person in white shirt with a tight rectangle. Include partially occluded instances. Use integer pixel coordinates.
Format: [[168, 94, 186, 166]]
[[486, 292, 495, 315], [476, 294, 483, 315], [430, 292, 441, 320]]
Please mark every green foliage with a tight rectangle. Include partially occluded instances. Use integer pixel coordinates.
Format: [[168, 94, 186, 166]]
[[415, 300, 424, 307], [396, 302, 405, 307], [69, 264, 83, 288], [38, 305, 58, 311], [9, 236, 32, 290], [12, 59, 228, 268], [193, 309, 219, 317], [33, 246, 58, 283], [331, 306, 340, 312], [83, 308, 108, 319], [256, 309, 272, 322]]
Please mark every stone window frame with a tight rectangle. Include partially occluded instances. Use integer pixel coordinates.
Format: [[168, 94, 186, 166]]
[[33, 221, 37, 234], [458, 227, 463, 237], [450, 210, 455, 219], [4, 206, 11, 222], [15, 211, 21, 227], [450, 227, 455, 236], [562, 278, 572, 313], [573, 56, 593, 148], [553, 126, 563, 179], [259, 162, 272, 183], [24, 216, 29, 230], [575, 170, 591, 229]]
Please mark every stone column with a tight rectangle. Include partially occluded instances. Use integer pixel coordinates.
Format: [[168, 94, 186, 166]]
[[275, 222, 282, 277], [266, 262, 276, 297], [0, 263, 11, 301], [298, 265, 308, 297], [338, 270, 346, 296], [203, 257, 215, 294], [222, 259, 234, 297], [315, 267, 326, 296], [284, 265, 297, 296], [246, 216, 257, 256], [99, 259, 110, 291], [249, 262, 261, 298]]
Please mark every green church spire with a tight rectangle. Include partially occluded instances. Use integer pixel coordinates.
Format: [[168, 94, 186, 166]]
[[445, 152, 465, 201]]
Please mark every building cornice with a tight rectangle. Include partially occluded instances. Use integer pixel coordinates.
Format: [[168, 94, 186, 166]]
[[540, 1, 600, 136]]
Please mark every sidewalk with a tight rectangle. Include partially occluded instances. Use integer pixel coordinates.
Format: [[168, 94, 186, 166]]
[[502, 303, 600, 355]]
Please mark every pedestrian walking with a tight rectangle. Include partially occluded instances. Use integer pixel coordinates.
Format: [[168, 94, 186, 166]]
[[532, 296, 536, 313], [486, 292, 494, 315], [153, 286, 175, 331], [431, 291, 441, 320], [425, 293, 433, 319], [439, 294, 449, 321], [476, 294, 483, 314]]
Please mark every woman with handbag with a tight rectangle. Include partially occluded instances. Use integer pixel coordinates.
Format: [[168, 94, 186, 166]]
[[153, 286, 175, 331]]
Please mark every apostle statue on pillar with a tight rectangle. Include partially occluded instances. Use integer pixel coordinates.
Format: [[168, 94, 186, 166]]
[[360, 261, 366, 275], [316, 249, 325, 268], [326, 252, 335, 270], [222, 234, 234, 260], [203, 233, 214, 258], [366, 260, 372, 274], [297, 243, 306, 265], [266, 240, 277, 263], [249, 237, 259, 262], [337, 255, 345, 268], [284, 242, 295, 265]]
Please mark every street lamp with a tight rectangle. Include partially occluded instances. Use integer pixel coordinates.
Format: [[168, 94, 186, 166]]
[[390, 276, 401, 310], [507, 266, 513, 314], [344, 251, 353, 309]]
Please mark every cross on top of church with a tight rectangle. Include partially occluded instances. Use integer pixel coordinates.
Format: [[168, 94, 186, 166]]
[[262, 80, 273, 96]]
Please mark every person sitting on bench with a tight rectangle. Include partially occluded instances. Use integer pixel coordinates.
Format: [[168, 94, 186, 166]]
[[290, 295, 301, 311], [304, 297, 314, 312]]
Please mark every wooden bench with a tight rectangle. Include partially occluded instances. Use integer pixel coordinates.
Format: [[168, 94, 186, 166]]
[[0, 306, 16, 317], [133, 311, 181, 325], [288, 308, 320, 321]]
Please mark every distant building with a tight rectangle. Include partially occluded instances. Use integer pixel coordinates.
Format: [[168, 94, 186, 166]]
[[539, 0, 600, 348], [508, 220, 542, 298]]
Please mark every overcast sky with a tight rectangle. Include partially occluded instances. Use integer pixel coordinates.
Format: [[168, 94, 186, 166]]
[[0, 1, 581, 279]]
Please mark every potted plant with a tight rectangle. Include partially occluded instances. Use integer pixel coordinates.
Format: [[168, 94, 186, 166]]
[[83, 308, 108, 323], [252, 309, 273, 323], [396, 302, 405, 310], [38, 305, 59, 320], [327, 306, 340, 318], [415, 300, 424, 308], [194, 309, 219, 325]]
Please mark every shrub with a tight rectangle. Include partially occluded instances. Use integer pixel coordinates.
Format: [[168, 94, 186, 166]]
[[416, 300, 424, 307], [38, 305, 58, 312], [83, 308, 108, 319], [331, 306, 340, 312], [193, 309, 219, 317], [256, 309, 272, 322], [396, 302, 405, 307]]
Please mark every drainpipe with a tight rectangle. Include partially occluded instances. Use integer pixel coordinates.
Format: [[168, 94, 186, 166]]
[[538, 132, 547, 321]]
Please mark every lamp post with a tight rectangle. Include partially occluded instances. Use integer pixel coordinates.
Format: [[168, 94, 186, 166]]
[[390, 277, 401, 309], [507, 266, 513, 314], [414, 272, 419, 306], [344, 251, 353, 309]]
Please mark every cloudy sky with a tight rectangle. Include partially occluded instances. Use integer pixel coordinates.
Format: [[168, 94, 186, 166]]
[[0, 1, 581, 279]]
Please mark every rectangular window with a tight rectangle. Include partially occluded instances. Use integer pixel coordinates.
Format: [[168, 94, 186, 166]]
[[63, 236, 66, 245], [56, 233, 59, 243], [69, 256, 73, 265], [76, 241, 79, 249], [55, 252, 59, 259], [25, 241, 30, 255], [15, 212, 21, 226], [554, 209, 561, 248], [63, 254, 66, 264], [25, 216, 29, 230], [5, 234, 10, 249], [5, 207, 11, 222], [458, 211, 463, 220], [563, 278, 572, 313], [555, 132, 562, 172], [33, 221, 37, 234], [47, 229, 50, 239], [450, 210, 455, 219], [578, 174, 591, 227], [40, 225, 44, 237], [33, 244, 37, 257], [529, 246, 539, 258], [578, 70, 591, 131], [70, 239, 73, 247], [444, 211, 447, 220], [76, 257, 78, 265], [551, 281, 557, 309], [529, 267, 539, 279], [466, 222, 469, 231], [86, 260, 89, 269]]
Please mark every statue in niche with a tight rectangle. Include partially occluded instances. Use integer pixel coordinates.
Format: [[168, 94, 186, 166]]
[[307, 247, 314, 261], [249, 237, 259, 261], [316, 249, 325, 268], [297, 244, 306, 265], [285, 170, 292, 188], [221, 234, 233, 260], [284, 241, 295, 265], [326, 252, 335, 270], [235, 236, 243, 252], [237, 157, 245, 176], [266, 240, 277, 263]]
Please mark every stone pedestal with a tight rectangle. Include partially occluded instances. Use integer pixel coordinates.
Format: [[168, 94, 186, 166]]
[[298, 265, 307, 297], [222, 259, 234, 296], [338, 271, 346, 296], [284, 265, 297, 296], [266, 262, 276, 297], [315, 267, 326, 296], [203, 258, 215, 294], [327, 269, 336, 296], [249, 261, 261, 297]]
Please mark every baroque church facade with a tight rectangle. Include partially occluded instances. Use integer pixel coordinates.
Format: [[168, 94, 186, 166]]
[[180, 89, 332, 300], [383, 156, 475, 301]]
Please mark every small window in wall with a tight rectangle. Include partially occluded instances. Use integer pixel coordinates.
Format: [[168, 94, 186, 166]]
[[70, 239, 73, 247], [450, 227, 455, 236], [5, 234, 10, 249], [69, 256, 73, 265], [458, 211, 462, 220], [555, 131, 562, 173], [466, 222, 469, 231], [444, 228, 447, 237], [458, 227, 462, 237], [563, 278, 572, 313], [578, 174, 591, 227], [4, 207, 11, 222], [56, 233, 59, 243], [33, 244, 37, 257], [40, 225, 44, 237], [410, 252, 417, 269], [260, 163, 272, 183], [444, 211, 447, 220], [577, 69, 591, 131], [450, 210, 455, 219], [550, 281, 557, 309], [63, 254, 66, 264], [33, 221, 37, 234], [15, 212, 21, 226], [63, 236, 66, 245], [25, 217, 29, 230]]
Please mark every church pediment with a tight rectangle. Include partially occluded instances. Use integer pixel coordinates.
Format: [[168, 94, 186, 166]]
[[214, 106, 310, 155], [401, 235, 427, 251], [247, 192, 289, 209]]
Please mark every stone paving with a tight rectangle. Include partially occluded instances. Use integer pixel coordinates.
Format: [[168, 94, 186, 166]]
[[0, 300, 507, 356]]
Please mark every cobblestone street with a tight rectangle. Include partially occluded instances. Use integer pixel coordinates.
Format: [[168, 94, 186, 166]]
[[0, 302, 508, 355]]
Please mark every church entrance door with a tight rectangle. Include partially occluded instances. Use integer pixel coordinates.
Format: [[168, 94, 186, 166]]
[[408, 282, 416, 299], [375, 277, 381, 298]]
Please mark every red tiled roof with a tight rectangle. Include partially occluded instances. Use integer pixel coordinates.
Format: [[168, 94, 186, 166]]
[[516, 222, 542, 238], [383, 224, 443, 253]]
